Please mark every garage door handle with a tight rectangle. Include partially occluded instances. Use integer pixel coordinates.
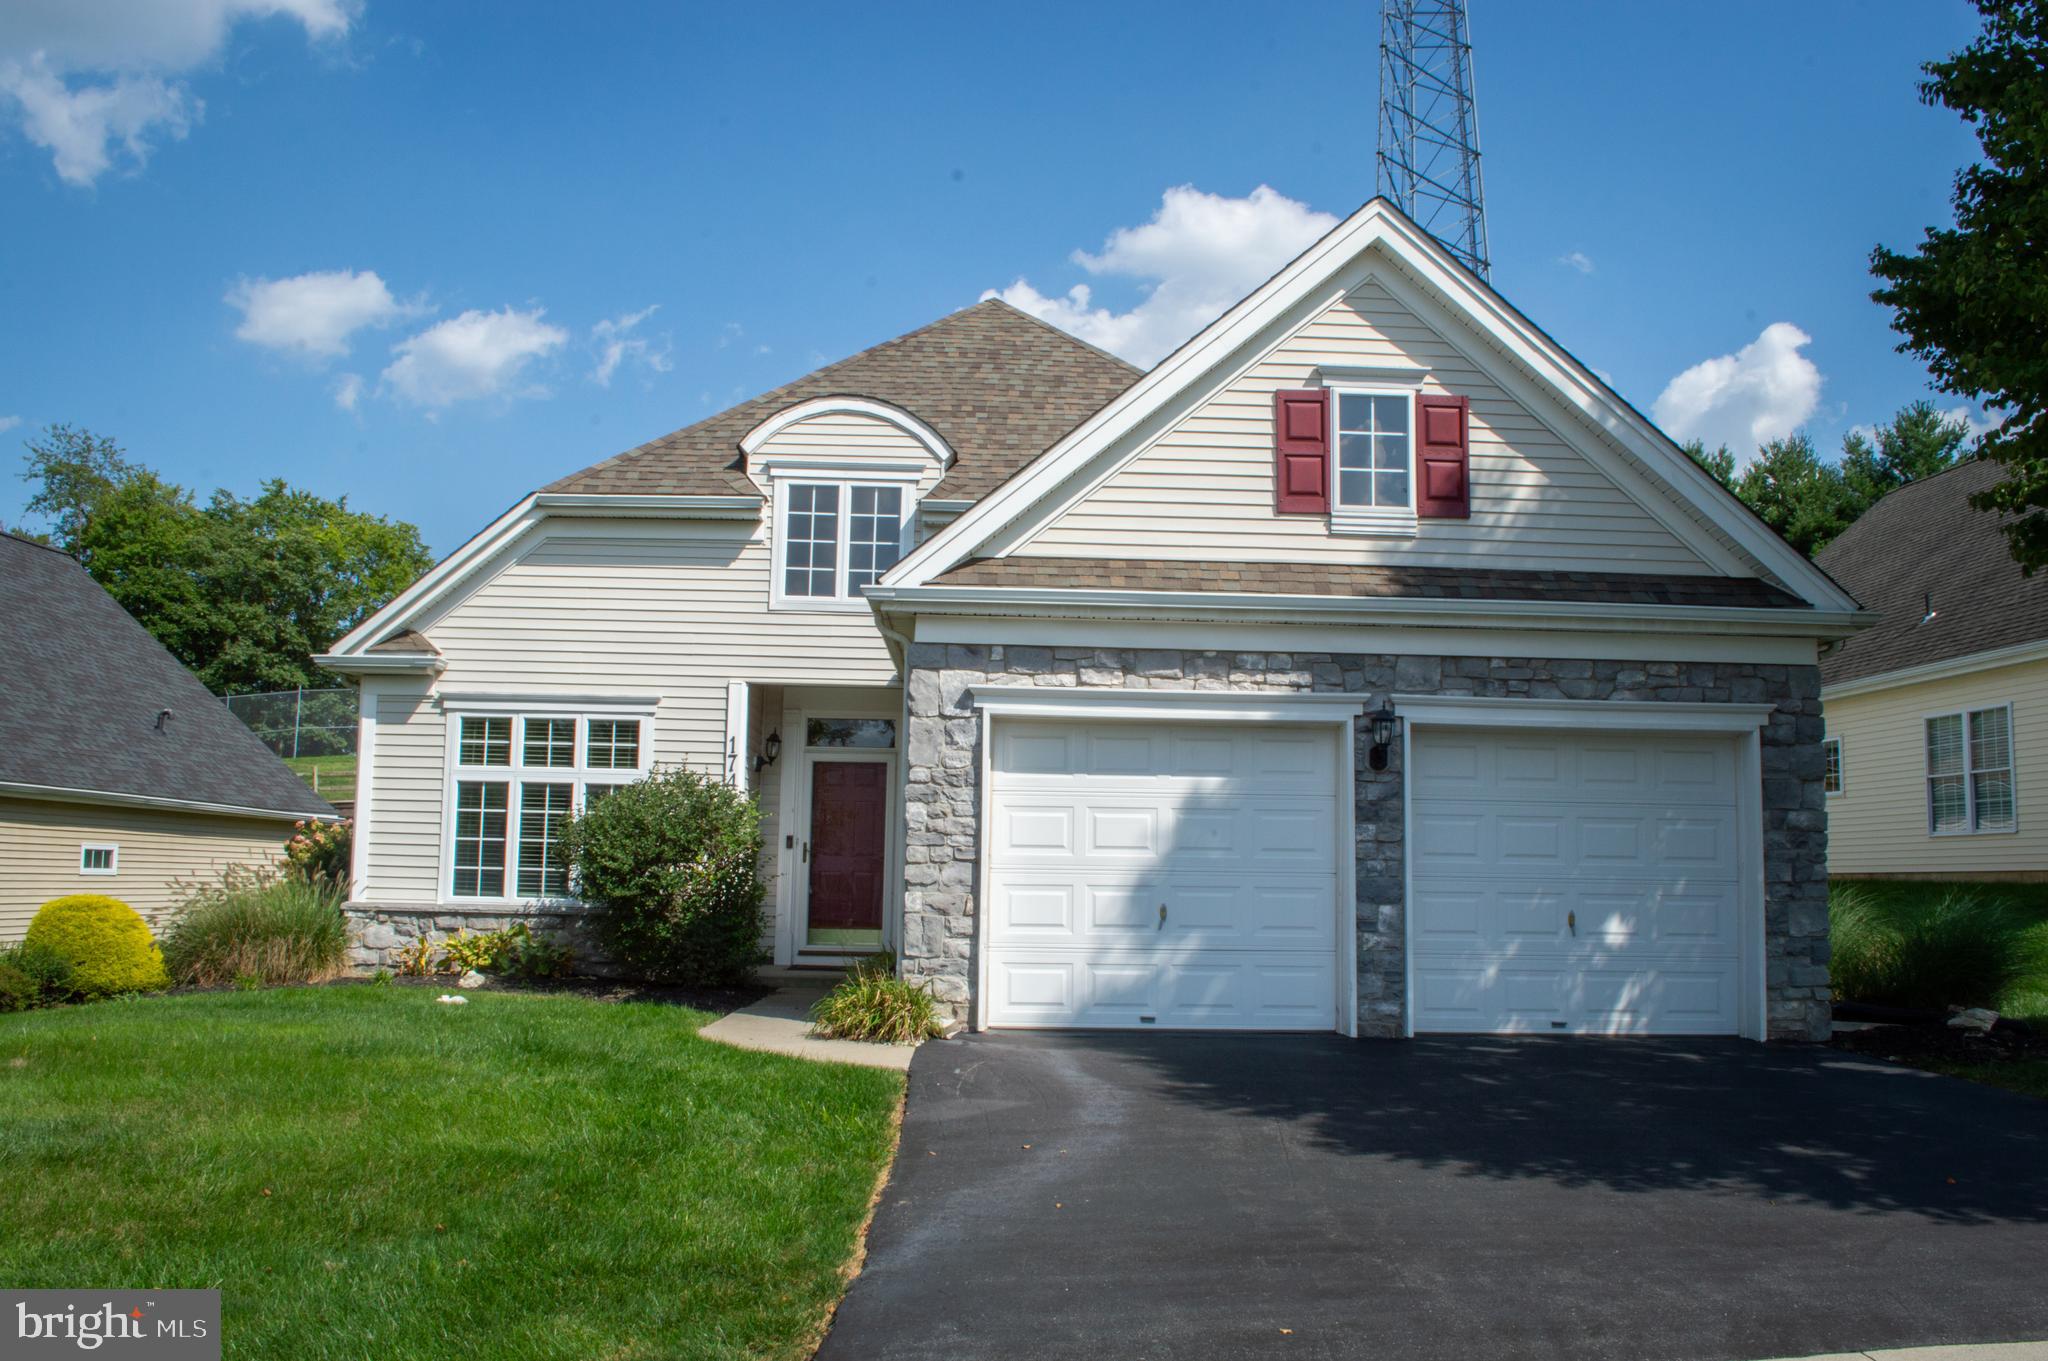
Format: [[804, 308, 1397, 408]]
[[1567, 909, 1575, 937], [1158, 903, 1167, 929]]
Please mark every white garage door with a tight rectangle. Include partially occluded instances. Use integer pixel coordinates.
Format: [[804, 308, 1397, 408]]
[[1409, 728, 1745, 1035], [985, 719, 1340, 1030]]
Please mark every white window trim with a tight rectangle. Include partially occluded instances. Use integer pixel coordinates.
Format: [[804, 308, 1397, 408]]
[[438, 699, 656, 906], [763, 464, 921, 612], [1823, 736, 1844, 797], [1326, 385, 1419, 538], [79, 842, 118, 875], [1925, 702, 2018, 837]]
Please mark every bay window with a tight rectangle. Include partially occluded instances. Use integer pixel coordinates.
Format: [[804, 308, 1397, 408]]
[[447, 708, 651, 901]]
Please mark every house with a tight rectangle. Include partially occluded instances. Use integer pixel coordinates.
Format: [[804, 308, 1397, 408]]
[[317, 199, 1867, 1041], [1816, 459, 2044, 881], [0, 531, 336, 937]]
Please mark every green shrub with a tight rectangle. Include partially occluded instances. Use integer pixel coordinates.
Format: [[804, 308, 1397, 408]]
[[810, 964, 943, 1044], [559, 768, 764, 986], [161, 870, 349, 988], [1830, 885, 2028, 1010], [284, 818, 352, 885], [0, 941, 76, 1012], [23, 894, 169, 998], [436, 923, 575, 979]]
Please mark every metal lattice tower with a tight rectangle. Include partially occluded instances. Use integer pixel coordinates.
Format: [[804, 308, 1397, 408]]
[[1377, 0, 1490, 278]]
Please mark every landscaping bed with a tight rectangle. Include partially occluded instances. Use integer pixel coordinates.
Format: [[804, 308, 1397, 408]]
[[0, 986, 903, 1360]]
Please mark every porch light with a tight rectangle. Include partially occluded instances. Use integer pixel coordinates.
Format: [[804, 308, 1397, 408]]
[[754, 729, 782, 774], [1368, 702, 1397, 772]]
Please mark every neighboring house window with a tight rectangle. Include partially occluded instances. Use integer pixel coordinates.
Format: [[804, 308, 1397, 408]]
[[1330, 390, 1417, 535], [772, 478, 911, 608], [79, 843, 118, 875], [448, 711, 649, 899], [1926, 705, 2016, 835], [1823, 737, 1843, 795]]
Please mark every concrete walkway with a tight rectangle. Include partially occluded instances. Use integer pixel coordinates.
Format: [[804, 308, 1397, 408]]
[[698, 979, 917, 1071], [1770, 1347, 2048, 1361]]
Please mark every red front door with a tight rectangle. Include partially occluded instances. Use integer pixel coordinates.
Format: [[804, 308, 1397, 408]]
[[808, 760, 886, 935]]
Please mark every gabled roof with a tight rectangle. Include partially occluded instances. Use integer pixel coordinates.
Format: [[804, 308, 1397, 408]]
[[546, 299, 1140, 502], [0, 532, 334, 821], [884, 199, 1863, 616], [1817, 459, 2046, 687]]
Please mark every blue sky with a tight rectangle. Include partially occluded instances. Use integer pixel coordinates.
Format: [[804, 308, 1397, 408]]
[[0, 1, 1993, 555]]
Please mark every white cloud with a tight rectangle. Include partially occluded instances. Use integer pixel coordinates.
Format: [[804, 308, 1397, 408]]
[[0, 415, 19, 433], [228, 269, 421, 359], [0, 0, 353, 186], [331, 372, 363, 411], [1651, 323, 1822, 462], [589, 305, 672, 387], [1558, 250, 1595, 275], [1940, 404, 2007, 440], [982, 184, 1338, 366], [381, 307, 568, 408]]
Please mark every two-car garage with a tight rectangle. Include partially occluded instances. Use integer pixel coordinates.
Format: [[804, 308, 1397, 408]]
[[975, 694, 1765, 1039]]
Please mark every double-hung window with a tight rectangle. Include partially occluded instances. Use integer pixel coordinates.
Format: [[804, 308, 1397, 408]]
[[771, 475, 912, 609], [1331, 390, 1416, 535], [1822, 737, 1843, 796], [449, 710, 650, 900], [1925, 705, 2015, 835]]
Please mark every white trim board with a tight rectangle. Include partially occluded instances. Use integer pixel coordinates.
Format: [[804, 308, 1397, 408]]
[[0, 780, 328, 823], [1821, 638, 2048, 701], [1390, 694, 1776, 733], [740, 396, 957, 467], [882, 198, 1858, 613], [968, 685, 1367, 724]]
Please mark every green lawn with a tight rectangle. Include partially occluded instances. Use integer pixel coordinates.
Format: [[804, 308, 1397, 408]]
[[284, 754, 356, 802], [0, 987, 903, 1360]]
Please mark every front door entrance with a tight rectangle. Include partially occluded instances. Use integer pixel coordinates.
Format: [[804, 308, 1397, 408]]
[[806, 759, 887, 947]]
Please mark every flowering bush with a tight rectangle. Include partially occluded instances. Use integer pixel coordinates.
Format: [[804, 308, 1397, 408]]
[[285, 818, 352, 886]]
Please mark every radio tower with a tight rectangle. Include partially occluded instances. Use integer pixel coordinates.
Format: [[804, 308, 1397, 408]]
[[1377, 0, 1490, 279]]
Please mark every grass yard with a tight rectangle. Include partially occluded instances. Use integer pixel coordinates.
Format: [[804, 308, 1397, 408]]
[[0, 986, 904, 1360], [1831, 879, 2048, 1100], [284, 754, 357, 802]]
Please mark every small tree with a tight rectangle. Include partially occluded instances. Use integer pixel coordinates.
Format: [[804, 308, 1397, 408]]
[[558, 769, 764, 985]]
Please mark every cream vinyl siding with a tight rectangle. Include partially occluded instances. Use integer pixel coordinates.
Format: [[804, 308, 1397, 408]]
[[1021, 278, 1713, 575], [358, 518, 901, 905], [1825, 657, 2046, 877], [750, 409, 936, 462], [0, 797, 292, 938]]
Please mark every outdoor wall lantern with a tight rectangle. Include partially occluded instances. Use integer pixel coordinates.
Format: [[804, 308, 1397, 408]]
[[753, 729, 783, 774], [1367, 702, 1397, 772]]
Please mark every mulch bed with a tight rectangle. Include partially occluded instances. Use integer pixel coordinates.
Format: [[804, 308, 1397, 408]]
[[1831, 1017, 2046, 1067]]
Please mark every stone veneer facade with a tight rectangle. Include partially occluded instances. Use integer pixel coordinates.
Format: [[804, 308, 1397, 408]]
[[344, 906, 616, 976], [901, 642, 1831, 1042]]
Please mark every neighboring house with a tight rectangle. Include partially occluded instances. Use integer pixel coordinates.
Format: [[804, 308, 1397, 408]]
[[0, 532, 337, 937], [1816, 459, 2045, 881], [318, 199, 1866, 1041]]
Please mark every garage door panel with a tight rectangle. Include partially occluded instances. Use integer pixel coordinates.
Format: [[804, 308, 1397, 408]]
[[988, 718, 1341, 1031], [1410, 728, 1746, 1038]]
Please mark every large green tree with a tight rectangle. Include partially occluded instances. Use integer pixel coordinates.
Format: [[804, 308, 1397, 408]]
[[1839, 400, 1971, 506], [1729, 435, 1859, 558], [18, 425, 433, 691], [1870, 0, 2048, 571]]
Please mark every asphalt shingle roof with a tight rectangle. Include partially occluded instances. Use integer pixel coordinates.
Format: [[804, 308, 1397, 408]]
[[545, 299, 1141, 502], [931, 557, 1807, 609], [0, 532, 335, 819], [1816, 459, 2046, 686]]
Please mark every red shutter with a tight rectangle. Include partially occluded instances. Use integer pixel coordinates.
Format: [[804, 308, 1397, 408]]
[[1415, 394, 1470, 519], [1273, 389, 1330, 515]]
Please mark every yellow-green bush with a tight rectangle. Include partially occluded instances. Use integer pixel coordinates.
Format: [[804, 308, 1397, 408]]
[[23, 894, 169, 998]]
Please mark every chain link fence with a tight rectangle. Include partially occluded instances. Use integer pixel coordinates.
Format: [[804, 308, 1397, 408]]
[[220, 687, 359, 759]]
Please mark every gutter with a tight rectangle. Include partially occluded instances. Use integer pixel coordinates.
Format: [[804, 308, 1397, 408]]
[[862, 584, 1876, 641], [311, 652, 446, 676], [0, 780, 336, 823], [1821, 637, 2048, 700]]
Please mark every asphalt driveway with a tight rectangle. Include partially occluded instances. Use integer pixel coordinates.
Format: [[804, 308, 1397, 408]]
[[818, 1032, 2048, 1361]]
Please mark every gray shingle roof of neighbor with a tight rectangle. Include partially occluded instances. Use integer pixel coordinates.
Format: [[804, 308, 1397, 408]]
[[0, 531, 335, 820], [931, 557, 1809, 609], [365, 628, 439, 655], [1816, 457, 2047, 686], [545, 299, 1143, 502]]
